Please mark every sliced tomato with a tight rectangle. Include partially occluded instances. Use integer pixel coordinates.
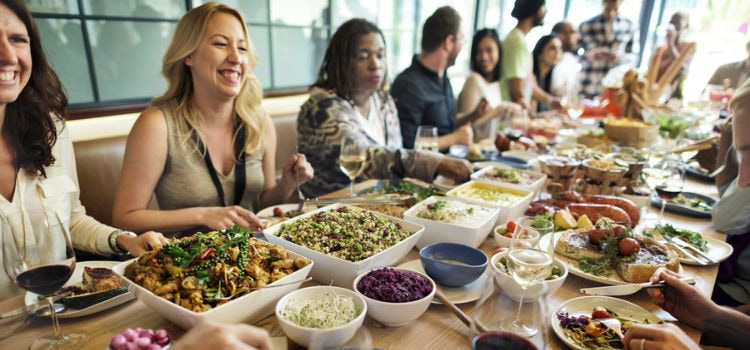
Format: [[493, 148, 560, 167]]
[[591, 306, 612, 319]]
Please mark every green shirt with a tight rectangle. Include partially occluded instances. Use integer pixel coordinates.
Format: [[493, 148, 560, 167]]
[[501, 27, 532, 104]]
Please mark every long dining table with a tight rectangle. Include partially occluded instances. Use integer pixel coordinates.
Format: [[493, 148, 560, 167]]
[[0, 177, 728, 350]]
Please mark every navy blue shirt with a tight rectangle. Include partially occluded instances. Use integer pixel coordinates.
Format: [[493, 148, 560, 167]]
[[391, 55, 457, 149]]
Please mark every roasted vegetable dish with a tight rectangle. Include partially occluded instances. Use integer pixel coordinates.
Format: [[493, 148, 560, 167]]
[[125, 227, 310, 312]]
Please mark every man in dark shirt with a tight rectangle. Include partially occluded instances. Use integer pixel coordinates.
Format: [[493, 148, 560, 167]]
[[391, 6, 489, 149]]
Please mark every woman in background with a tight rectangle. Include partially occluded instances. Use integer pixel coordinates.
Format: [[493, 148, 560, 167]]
[[297, 18, 471, 198], [458, 28, 522, 140], [532, 34, 563, 112], [113, 3, 312, 236], [0, 0, 166, 299]]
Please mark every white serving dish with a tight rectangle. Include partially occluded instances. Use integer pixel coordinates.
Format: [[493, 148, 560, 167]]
[[446, 181, 534, 225], [275, 286, 366, 348], [263, 204, 424, 287], [493, 225, 541, 248], [352, 268, 435, 327], [404, 196, 500, 249], [490, 251, 567, 303], [112, 248, 313, 329], [471, 165, 547, 196]]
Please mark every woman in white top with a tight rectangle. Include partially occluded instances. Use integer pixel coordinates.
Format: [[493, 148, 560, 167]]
[[0, 0, 166, 299], [458, 28, 522, 140]]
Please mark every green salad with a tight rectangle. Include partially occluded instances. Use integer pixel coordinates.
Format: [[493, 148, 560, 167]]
[[643, 224, 709, 252]]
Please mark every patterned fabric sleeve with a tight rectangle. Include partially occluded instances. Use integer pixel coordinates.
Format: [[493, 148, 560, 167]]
[[298, 89, 443, 197]]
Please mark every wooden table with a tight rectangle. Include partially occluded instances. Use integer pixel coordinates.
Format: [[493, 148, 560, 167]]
[[0, 179, 725, 350]]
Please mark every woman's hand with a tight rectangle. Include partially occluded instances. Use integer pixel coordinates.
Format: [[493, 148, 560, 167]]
[[281, 153, 314, 188], [622, 323, 699, 350], [116, 231, 169, 256], [172, 321, 272, 350], [198, 206, 263, 231], [436, 157, 472, 183], [645, 268, 719, 331]]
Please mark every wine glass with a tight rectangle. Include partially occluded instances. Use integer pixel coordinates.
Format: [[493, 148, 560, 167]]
[[2, 208, 87, 349], [414, 126, 439, 152], [504, 221, 553, 337], [562, 94, 583, 120], [520, 216, 554, 257], [339, 136, 367, 197], [653, 158, 686, 224]]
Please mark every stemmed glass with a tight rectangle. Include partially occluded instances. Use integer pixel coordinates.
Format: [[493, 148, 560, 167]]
[[504, 220, 553, 337], [654, 158, 685, 223], [2, 209, 87, 349], [561, 94, 584, 120], [415, 126, 439, 152], [339, 136, 367, 197]]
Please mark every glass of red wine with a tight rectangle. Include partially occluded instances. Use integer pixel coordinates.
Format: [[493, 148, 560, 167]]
[[653, 158, 686, 224], [2, 209, 87, 349]]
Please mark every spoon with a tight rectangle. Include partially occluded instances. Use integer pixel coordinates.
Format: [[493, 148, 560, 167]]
[[206, 277, 312, 302], [34, 302, 66, 318]]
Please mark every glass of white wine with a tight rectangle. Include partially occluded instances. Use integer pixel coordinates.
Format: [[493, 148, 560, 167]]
[[339, 136, 367, 197], [505, 221, 553, 337], [415, 126, 439, 152], [562, 94, 583, 120]]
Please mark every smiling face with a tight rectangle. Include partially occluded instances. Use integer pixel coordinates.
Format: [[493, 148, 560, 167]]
[[185, 12, 248, 101], [475, 36, 499, 79], [352, 32, 385, 96], [541, 37, 563, 66], [0, 3, 31, 109]]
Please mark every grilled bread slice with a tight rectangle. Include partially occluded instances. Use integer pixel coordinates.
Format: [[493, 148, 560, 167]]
[[615, 235, 680, 283], [83, 267, 122, 292], [554, 229, 606, 260]]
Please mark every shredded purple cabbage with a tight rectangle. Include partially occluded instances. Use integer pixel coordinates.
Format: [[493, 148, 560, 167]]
[[356, 268, 433, 303], [557, 312, 590, 328]]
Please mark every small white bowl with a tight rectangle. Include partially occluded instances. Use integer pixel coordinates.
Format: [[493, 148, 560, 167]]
[[490, 251, 567, 303], [493, 225, 541, 248], [275, 286, 367, 348], [404, 196, 500, 249], [352, 268, 436, 327]]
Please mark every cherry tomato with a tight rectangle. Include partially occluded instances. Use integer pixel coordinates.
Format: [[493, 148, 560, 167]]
[[273, 207, 283, 217], [618, 237, 641, 256], [506, 220, 517, 234], [587, 228, 606, 245], [591, 306, 612, 319], [612, 225, 627, 237], [503, 232, 513, 238]]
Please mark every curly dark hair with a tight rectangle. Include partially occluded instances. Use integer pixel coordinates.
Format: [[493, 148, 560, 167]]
[[1, 0, 67, 178], [469, 28, 503, 83], [312, 18, 386, 101]]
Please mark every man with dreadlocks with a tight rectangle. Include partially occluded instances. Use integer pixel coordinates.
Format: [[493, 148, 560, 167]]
[[391, 6, 502, 150], [296, 18, 472, 198]]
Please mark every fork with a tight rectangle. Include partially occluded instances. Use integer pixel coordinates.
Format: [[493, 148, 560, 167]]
[[598, 318, 624, 339], [670, 236, 717, 264], [295, 145, 305, 212]]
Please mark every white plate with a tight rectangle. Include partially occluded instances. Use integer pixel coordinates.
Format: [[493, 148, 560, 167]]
[[256, 203, 318, 225], [25, 261, 135, 318], [538, 232, 682, 286], [396, 259, 488, 305], [501, 150, 539, 162], [636, 227, 734, 265], [551, 296, 661, 350]]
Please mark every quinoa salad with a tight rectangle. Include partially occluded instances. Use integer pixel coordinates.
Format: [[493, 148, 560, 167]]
[[275, 206, 413, 262]]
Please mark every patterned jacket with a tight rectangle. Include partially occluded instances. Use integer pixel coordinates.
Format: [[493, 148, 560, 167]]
[[579, 14, 639, 97], [297, 88, 444, 198]]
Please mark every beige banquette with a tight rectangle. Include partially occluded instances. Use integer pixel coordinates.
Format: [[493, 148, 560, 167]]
[[71, 95, 307, 227]]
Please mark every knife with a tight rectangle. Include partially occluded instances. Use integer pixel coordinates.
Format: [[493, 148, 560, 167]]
[[670, 237, 718, 264], [580, 277, 696, 296], [663, 240, 708, 265], [0, 292, 69, 319]]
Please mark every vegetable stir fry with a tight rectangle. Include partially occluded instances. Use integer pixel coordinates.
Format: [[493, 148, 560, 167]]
[[125, 226, 310, 312]]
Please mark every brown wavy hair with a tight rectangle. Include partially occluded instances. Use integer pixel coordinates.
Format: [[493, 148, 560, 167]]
[[2, 0, 67, 177]]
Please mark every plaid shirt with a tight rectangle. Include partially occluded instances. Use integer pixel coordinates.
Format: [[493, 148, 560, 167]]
[[579, 14, 639, 97]]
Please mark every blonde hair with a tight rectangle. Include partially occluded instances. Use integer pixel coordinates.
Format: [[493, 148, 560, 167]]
[[152, 2, 265, 155]]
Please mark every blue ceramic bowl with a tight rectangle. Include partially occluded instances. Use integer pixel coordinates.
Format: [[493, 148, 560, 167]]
[[419, 243, 488, 288]]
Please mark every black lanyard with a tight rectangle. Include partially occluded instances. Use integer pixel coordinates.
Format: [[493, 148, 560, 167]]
[[194, 124, 246, 207]]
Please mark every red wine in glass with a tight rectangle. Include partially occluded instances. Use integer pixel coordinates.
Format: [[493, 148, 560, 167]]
[[16, 265, 74, 296], [655, 185, 682, 200]]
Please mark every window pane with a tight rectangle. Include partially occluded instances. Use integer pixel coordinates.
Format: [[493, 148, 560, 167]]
[[87, 20, 174, 101], [25, 0, 78, 14], [332, 0, 378, 27], [35, 18, 93, 103], [192, 0, 269, 23], [483, 0, 501, 29], [271, 26, 327, 88], [270, 0, 328, 27], [383, 29, 415, 77], [377, 0, 416, 30], [248, 25, 271, 89], [82, 0, 185, 19]]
